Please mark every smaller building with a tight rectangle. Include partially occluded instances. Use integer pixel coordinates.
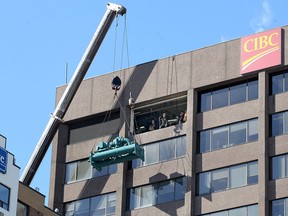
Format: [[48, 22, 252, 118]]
[[0, 134, 20, 216], [17, 182, 59, 216]]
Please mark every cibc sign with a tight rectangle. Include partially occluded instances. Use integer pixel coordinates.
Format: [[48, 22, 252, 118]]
[[0, 147, 8, 174], [241, 28, 282, 75]]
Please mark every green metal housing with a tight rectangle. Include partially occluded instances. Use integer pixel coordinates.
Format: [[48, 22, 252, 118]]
[[89, 136, 144, 171]]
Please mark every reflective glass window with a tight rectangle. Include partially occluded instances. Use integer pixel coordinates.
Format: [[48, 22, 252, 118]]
[[140, 185, 156, 207], [272, 155, 285, 180], [75, 198, 90, 216], [229, 207, 246, 216], [248, 80, 258, 100], [272, 113, 284, 136], [197, 172, 211, 195], [0, 184, 9, 211], [229, 122, 246, 146], [17, 202, 28, 216], [159, 140, 175, 162], [230, 83, 246, 105], [247, 204, 258, 215], [200, 130, 211, 153], [285, 72, 288, 93], [230, 164, 247, 188], [157, 181, 174, 204], [272, 74, 284, 94], [212, 88, 229, 109], [201, 92, 212, 112], [77, 160, 91, 181], [247, 161, 258, 184], [272, 199, 285, 216], [175, 177, 186, 201], [211, 212, 228, 216], [106, 193, 116, 215], [211, 126, 229, 150], [175, 136, 186, 158], [66, 162, 77, 183], [248, 119, 258, 142], [211, 168, 229, 192], [145, 143, 159, 165]]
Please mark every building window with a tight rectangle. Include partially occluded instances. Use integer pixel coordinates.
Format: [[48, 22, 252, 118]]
[[271, 71, 288, 95], [68, 111, 120, 144], [65, 192, 116, 216], [65, 159, 117, 184], [271, 111, 288, 137], [127, 177, 186, 210], [198, 119, 258, 153], [0, 184, 9, 211], [196, 161, 258, 195], [17, 202, 28, 216], [202, 204, 258, 216], [134, 96, 187, 134], [131, 136, 186, 169], [199, 79, 258, 112], [271, 197, 288, 215], [271, 154, 288, 180]]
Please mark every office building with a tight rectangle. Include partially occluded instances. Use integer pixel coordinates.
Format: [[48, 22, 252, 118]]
[[0, 135, 20, 216], [49, 25, 288, 215]]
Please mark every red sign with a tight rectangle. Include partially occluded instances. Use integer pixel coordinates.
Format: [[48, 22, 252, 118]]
[[241, 28, 282, 75]]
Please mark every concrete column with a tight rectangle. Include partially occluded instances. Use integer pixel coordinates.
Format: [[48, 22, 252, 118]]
[[184, 89, 195, 215], [258, 71, 269, 215]]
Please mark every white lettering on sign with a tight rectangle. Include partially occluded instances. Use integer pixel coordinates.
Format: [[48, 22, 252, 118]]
[[0, 155, 4, 163]]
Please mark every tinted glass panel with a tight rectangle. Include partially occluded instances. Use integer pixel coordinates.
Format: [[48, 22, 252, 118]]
[[272, 74, 284, 94], [272, 199, 285, 216], [247, 205, 258, 216], [145, 143, 159, 165], [200, 130, 210, 153], [248, 80, 258, 100], [201, 92, 211, 112], [212, 88, 229, 109], [175, 177, 186, 200], [248, 119, 258, 142], [157, 181, 174, 204], [285, 73, 288, 93], [285, 112, 288, 134], [211, 168, 228, 192], [272, 155, 285, 179], [77, 160, 91, 181], [211, 212, 228, 216], [247, 161, 258, 184], [175, 137, 186, 157], [229, 207, 246, 216], [140, 185, 156, 207], [230, 164, 247, 188], [272, 113, 284, 136], [66, 162, 76, 183], [230, 122, 246, 146], [230, 83, 246, 105], [75, 198, 90, 216], [211, 126, 229, 150], [159, 140, 175, 162], [197, 172, 211, 195]]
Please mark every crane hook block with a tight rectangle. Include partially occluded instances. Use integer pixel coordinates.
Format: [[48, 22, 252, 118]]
[[112, 76, 121, 91], [89, 136, 145, 171]]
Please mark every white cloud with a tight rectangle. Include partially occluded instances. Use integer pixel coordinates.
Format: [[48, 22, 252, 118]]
[[250, 0, 273, 33]]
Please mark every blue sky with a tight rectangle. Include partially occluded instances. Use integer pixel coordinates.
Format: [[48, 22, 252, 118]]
[[0, 0, 287, 205]]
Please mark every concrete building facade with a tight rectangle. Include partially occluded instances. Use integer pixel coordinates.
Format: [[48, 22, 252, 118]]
[[49, 25, 288, 215], [0, 135, 20, 216]]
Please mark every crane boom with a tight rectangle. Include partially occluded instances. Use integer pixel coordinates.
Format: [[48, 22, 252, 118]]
[[20, 3, 127, 185]]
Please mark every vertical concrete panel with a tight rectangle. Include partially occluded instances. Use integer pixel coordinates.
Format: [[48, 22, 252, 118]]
[[258, 72, 269, 215]]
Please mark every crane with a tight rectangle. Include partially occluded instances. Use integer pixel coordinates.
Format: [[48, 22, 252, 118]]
[[20, 3, 127, 185]]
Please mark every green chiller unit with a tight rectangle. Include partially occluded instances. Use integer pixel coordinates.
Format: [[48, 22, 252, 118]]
[[89, 136, 145, 171]]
